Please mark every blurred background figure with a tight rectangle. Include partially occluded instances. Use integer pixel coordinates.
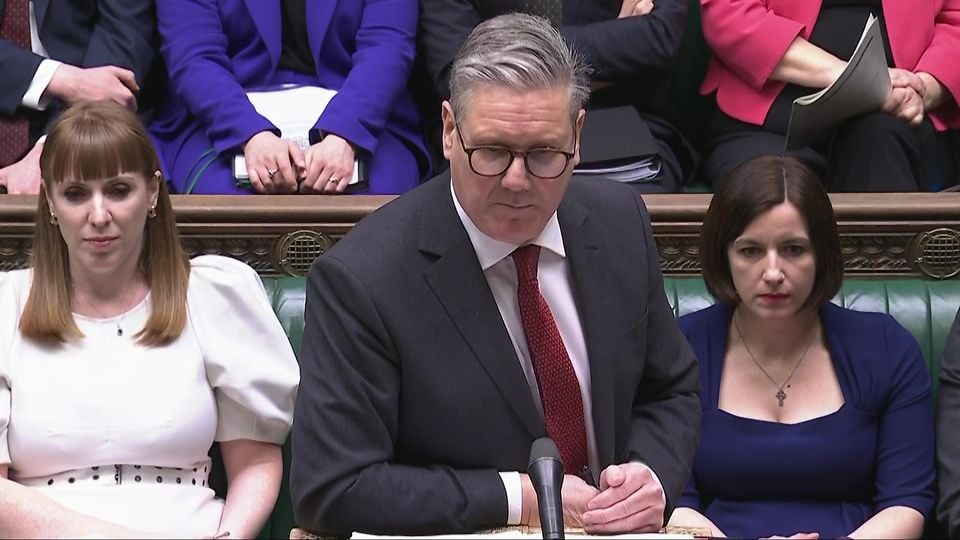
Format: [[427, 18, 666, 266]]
[[413, 0, 697, 193], [0, 100, 299, 538], [938, 306, 960, 537], [699, 0, 960, 192], [149, 0, 430, 195], [0, 0, 158, 194], [669, 155, 935, 537]]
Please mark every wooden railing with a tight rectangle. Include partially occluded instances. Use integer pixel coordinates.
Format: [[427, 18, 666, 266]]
[[2, 193, 959, 278]]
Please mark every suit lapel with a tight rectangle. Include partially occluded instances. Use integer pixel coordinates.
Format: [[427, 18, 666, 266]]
[[34, 0, 49, 31], [421, 176, 543, 438], [306, 0, 335, 75], [559, 196, 619, 468], [244, 0, 280, 69]]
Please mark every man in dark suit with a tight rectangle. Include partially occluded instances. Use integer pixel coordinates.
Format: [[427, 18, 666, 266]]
[[292, 13, 700, 536], [938, 307, 960, 537], [413, 0, 697, 193], [0, 0, 157, 193]]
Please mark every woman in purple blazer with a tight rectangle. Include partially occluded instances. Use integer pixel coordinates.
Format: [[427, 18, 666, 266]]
[[149, 0, 430, 194]]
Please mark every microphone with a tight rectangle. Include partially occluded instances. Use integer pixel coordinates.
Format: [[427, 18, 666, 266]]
[[528, 437, 565, 540]]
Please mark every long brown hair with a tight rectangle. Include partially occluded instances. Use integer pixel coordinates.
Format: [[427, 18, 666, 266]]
[[20, 100, 189, 346]]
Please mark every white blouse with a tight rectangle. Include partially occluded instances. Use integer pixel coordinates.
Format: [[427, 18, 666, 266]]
[[0, 255, 299, 537]]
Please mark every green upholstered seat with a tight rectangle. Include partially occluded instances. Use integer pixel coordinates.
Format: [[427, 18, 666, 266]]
[[256, 275, 960, 536]]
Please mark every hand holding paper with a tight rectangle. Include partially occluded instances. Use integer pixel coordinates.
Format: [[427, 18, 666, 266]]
[[233, 85, 367, 193], [785, 15, 891, 150], [242, 131, 299, 194]]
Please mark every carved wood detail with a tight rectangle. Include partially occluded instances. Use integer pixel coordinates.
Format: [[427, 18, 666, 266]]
[[2, 193, 959, 278]]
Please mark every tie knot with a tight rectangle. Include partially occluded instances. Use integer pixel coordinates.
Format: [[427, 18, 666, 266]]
[[511, 244, 541, 283]]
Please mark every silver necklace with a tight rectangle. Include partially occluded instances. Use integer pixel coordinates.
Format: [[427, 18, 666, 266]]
[[72, 287, 141, 337], [733, 316, 817, 407]]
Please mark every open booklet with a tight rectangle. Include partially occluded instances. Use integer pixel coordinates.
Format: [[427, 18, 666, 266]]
[[784, 14, 891, 150], [233, 85, 367, 191]]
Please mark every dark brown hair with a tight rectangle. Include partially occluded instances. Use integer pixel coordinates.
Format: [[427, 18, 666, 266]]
[[21, 100, 189, 346], [699, 155, 843, 311]]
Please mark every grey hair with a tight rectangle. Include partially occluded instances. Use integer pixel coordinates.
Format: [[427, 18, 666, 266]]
[[449, 13, 590, 125]]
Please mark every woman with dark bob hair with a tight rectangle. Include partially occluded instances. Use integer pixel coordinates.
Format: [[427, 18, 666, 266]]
[[667, 155, 935, 538], [0, 100, 299, 537]]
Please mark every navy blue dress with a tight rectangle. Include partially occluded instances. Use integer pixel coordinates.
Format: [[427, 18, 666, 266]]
[[677, 302, 935, 538]]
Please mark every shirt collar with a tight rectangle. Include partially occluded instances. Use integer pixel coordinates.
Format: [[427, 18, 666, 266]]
[[450, 180, 565, 271]]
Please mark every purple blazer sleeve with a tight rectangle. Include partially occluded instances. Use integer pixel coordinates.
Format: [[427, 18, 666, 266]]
[[312, 0, 419, 156], [156, 0, 276, 155]]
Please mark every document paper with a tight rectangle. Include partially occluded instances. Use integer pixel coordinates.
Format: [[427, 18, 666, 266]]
[[785, 14, 891, 150], [233, 85, 362, 187]]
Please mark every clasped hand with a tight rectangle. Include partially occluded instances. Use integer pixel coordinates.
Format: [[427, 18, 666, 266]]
[[882, 68, 948, 126], [618, 0, 654, 18], [242, 131, 355, 194], [524, 462, 665, 534], [46, 64, 140, 111], [882, 68, 925, 126]]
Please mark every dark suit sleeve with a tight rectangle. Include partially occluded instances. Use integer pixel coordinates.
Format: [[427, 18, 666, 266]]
[[82, 0, 156, 86], [417, 0, 479, 100], [417, 0, 688, 100], [0, 41, 42, 115], [623, 192, 701, 516], [559, 0, 687, 80], [291, 253, 508, 536], [937, 307, 960, 536]]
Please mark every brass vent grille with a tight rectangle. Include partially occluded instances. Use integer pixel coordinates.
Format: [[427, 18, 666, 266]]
[[274, 230, 334, 277], [912, 228, 960, 279]]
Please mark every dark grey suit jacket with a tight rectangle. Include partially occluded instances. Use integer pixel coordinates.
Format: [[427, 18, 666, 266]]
[[291, 174, 701, 535], [0, 0, 156, 137], [938, 307, 960, 536]]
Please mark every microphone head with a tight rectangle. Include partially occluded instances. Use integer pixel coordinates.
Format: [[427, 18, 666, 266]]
[[529, 437, 561, 468]]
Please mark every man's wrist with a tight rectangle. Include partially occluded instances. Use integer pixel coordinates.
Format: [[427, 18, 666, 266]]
[[500, 471, 524, 526], [23, 59, 63, 110]]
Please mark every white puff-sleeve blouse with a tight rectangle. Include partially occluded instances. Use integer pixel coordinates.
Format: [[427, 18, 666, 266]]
[[0, 255, 299, 537]]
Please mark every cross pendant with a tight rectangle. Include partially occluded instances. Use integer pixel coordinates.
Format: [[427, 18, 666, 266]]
[[776, 388, 787, 407]]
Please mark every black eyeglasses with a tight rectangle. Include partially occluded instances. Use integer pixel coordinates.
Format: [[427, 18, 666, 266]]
[[455, 121, 576, 180]]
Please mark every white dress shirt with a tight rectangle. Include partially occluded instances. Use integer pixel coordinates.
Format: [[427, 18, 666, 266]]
[[451, 182, 599, 525], [450, 182, 666, 526], [20, 1, 61, 111]]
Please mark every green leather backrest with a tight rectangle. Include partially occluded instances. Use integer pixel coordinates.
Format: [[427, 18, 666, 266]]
[[256, 277, 306, 539], [257, 275, 960, 536]]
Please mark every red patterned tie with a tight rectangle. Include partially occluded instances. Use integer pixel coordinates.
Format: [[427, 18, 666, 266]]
[[512, 244, 588, 474], [0, 0, 31, 167]]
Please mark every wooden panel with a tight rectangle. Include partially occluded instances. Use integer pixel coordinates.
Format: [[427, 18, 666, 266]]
[[3, 193, 959, 277]]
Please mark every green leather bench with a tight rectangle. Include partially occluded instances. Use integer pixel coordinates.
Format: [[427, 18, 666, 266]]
[[254, 276, 960, 537]]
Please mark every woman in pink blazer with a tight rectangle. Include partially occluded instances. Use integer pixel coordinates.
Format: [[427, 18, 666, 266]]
[[698, 0, 960, 191]]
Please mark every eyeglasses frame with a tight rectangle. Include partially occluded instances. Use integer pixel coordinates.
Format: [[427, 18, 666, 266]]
[[454, 120, 578, 180]]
